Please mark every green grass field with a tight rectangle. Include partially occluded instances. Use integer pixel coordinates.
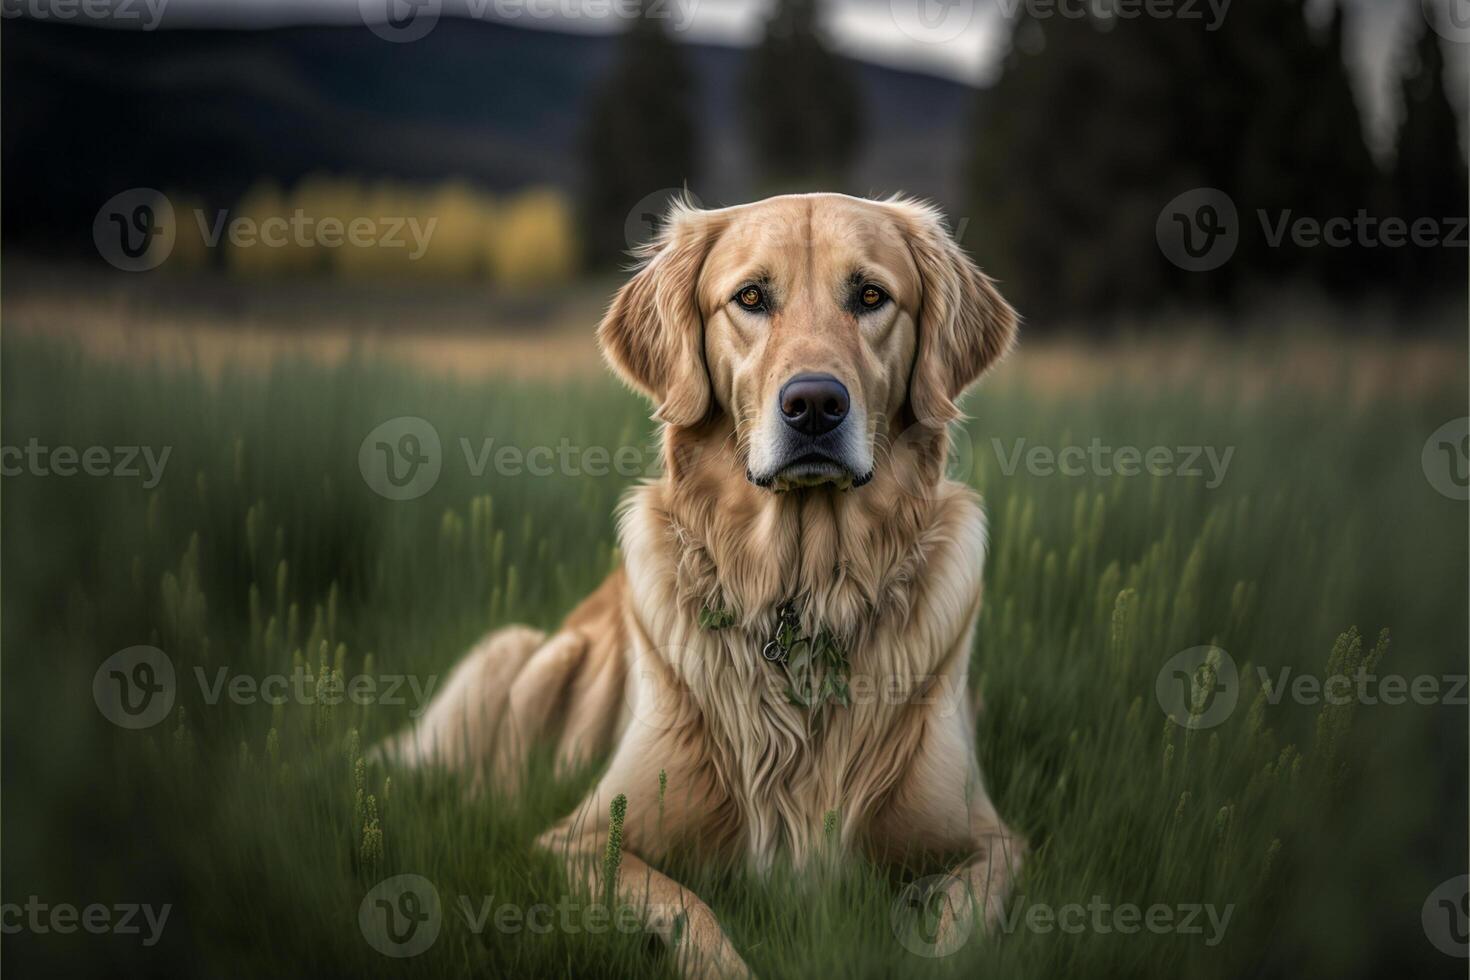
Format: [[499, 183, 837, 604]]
[[4, 330, 1466, 978]]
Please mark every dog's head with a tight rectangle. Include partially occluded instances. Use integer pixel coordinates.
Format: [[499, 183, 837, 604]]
[[599, 193, 1016, 492]]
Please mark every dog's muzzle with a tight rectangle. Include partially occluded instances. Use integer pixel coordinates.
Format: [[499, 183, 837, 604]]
[[748, 373, 872, 491]]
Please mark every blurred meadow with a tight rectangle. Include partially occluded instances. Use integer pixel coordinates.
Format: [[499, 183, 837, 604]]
[[4, 275, 1466, 977]]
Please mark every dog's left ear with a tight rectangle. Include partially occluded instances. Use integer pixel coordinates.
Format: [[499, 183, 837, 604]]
[[597, 203, 725, 428], [897, 201, 1018, 427]]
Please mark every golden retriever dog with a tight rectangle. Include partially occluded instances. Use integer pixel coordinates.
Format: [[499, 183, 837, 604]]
[[383, 193, 1023, 977]]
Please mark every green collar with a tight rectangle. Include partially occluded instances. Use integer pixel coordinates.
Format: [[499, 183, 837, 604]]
[[700, 599, 852, 708]]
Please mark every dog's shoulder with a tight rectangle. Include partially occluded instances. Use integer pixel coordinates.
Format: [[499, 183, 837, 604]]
[[563, 563, 629, 632], [923, 478, 991, 596]]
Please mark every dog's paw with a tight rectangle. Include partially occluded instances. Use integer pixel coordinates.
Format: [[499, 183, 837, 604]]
[[664, 904, 755, 980], [944, 834, 1026, 938], [926, 842, 1027, 951], [927, 876, 982, 954]]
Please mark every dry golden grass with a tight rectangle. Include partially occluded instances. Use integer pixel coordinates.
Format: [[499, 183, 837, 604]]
[[6, 265, 1462, 402]]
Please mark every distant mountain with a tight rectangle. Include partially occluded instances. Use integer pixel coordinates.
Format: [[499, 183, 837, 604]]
[[2, 17, 973, 258]]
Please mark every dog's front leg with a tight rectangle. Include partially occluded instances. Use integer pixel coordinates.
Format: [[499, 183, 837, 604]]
[[934, 826, 1026, 937], [536, 827, 752, 980], [870, 675, 1026, 947]]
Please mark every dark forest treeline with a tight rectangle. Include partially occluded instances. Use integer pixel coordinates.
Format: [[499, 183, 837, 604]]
[[579, 0, 863, 265], [965, 1, 1465, 317], [580, 0, 1466, 320]]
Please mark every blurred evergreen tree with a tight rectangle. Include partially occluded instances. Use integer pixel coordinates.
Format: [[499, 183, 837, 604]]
[[1229, 2, 1382, 293], [578, 3, 698, 267], [1392, 19, 1468, 307], [741, 0, 862, 191], [968, 15, 1190, 318], [967, 0, 1388, 321]]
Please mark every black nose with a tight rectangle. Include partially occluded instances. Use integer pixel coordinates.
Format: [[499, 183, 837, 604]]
[[779, 374, 850, 436]]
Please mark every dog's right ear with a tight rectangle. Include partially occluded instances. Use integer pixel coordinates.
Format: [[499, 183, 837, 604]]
[[890, 198, 1018, 428], [597, 203, 725, 428]]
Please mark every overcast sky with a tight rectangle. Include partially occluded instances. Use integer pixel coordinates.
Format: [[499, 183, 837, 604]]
[[10, 0, 1465, 154]]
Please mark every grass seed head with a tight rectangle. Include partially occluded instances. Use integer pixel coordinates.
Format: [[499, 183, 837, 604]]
[[361, 795, 383, 865], [603, 793, 628, 907]]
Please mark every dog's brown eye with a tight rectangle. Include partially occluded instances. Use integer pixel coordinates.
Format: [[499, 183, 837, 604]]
[[736, 285, 765, 310], [859, 284, 887, 308]]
